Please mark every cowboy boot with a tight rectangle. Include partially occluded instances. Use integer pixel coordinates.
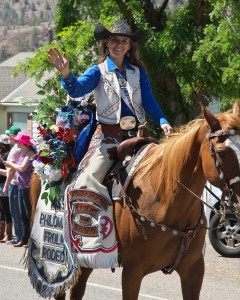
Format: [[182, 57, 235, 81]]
[[0, 222, 12, 243], [0, 221, 5, 240]]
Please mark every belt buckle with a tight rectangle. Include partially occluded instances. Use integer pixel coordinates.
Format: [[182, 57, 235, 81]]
[[119, 116, 136, 130]]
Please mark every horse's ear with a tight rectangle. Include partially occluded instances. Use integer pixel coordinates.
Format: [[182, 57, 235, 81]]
[[232, 99, 240, 116], [199, 102, 221, 133]]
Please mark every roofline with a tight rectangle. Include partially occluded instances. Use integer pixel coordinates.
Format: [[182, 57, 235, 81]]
[[0, 103, 37, 106], [0, 78, 31, 103]]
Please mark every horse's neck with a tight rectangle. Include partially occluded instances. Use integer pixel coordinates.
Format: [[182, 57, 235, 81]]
[[148, 127, 207, 225]]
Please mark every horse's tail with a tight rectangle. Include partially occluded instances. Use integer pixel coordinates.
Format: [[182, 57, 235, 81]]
[[29, 173, 41, 226]]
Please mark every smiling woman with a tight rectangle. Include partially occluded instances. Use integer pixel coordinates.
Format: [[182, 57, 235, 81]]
[[47, 19, 173, 270], [106, 36, 131, 65]]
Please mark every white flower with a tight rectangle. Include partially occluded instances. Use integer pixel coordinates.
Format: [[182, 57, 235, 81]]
[[36, 136, 44, 144], [43, 165, 51, 176], [34, 139, 50, 152], [49, 169, 62, 182], [32, 161, 50, 181], [39, 172, 50, 181], [32, 161, 44, 174]]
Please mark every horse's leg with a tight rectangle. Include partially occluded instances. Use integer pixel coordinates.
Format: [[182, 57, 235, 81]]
[[70, 267, 93, 300], [122, 265, 143, 300], [177, 255, 204, 300]]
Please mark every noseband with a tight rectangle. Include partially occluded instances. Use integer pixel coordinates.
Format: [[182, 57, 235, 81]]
[[207, 128, 240, 211]]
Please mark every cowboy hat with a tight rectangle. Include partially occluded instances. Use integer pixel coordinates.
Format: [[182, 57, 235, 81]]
[[14, 132, 35, 146], [94, 20, 145, 44]]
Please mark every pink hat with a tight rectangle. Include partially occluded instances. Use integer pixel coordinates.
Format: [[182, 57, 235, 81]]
[[14, 132, 35, 146]]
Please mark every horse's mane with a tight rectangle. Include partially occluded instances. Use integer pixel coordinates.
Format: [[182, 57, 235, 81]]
[[136, 111, 240, 201], [136, 118, 205, 199]]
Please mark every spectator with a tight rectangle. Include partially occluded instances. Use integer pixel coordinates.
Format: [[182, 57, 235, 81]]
[[3, 126, 22, 245], [0, 134, 12, 242], [4, 132, 35, 247]]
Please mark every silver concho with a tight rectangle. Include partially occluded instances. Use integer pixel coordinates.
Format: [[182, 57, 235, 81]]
[[119, 116, 136, 130]]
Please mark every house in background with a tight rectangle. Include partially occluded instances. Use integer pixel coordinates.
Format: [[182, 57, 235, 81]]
[[0, 52, 52, 139]]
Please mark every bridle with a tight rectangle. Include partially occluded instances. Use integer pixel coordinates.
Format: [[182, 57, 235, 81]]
[[207, 128, 240, 217]]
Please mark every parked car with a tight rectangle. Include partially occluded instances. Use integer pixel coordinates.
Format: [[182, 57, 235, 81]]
[[203, 184, 240, 257]]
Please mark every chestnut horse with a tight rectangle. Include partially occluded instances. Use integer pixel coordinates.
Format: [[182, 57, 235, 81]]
[[30, 102, 240, 300]]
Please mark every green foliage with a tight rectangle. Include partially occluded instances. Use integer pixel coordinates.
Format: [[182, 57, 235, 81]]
[[12, 0, 240, 126], [42, 182, 62, 205], [33, 81, 67, 126], [192, 0, 240, 109]]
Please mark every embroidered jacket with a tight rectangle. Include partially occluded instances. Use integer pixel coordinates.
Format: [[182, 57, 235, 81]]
[[94, 60, 145, 124], [61, 56, 170, 126]]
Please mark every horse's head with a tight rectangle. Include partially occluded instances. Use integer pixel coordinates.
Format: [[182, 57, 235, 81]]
[[201, 100, 240, 215]]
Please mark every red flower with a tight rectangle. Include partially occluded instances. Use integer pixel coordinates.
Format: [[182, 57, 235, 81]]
[[37, 126, 52, 138], [56, 126, 64, 139], [61, 155, 76, 179], [63, 128, 77, 143], [36, 150, 53, 164]]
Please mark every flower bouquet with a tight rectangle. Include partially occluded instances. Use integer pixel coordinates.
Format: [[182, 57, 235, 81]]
[[32, 100, 95, 204]]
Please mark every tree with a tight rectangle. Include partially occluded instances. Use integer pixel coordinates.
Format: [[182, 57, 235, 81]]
[[14, 33, 30, 52], [31, 3, 36, 11], [13, 0, 240, 128], [0, 45, 9, 63], [29, 27, 41, 49]]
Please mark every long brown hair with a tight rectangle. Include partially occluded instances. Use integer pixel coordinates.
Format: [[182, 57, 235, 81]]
[[97, 38, 145, 69]]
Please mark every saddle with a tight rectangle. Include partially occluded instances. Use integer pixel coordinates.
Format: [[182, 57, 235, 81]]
[[104, 131, 159, 201]]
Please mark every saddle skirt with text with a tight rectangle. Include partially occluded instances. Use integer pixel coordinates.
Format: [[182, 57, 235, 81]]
[[64, 187, 118, 268], [63, 143, 153, 269]]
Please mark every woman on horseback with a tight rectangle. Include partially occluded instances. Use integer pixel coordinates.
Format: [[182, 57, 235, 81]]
[[48, 20, 173, 268]]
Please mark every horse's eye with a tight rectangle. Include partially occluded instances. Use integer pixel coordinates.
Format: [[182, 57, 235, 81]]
[[217, 150, 225, 158]]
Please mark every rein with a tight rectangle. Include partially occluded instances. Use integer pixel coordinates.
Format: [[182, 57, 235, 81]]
[[176, 180, 221, 217], [176, 180, 226, 230]]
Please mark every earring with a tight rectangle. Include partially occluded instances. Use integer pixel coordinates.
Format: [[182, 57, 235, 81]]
[[126, 51, 130, 58]]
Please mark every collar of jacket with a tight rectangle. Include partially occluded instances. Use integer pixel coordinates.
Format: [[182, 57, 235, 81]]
[[106, 56, 135, 72], [99, 58, 139, 106]]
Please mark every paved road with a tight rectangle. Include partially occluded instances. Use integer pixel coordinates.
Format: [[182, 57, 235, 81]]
[[0, 236, 239, 300]]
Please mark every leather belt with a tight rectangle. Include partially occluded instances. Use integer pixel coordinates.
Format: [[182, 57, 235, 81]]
[[100, 122, 138, 143]]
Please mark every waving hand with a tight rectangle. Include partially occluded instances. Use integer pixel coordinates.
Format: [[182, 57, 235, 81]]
[[48, 48, 70, 78]]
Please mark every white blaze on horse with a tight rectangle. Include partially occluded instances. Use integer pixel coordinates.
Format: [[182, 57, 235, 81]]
[[29, 102, 240, 300]]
